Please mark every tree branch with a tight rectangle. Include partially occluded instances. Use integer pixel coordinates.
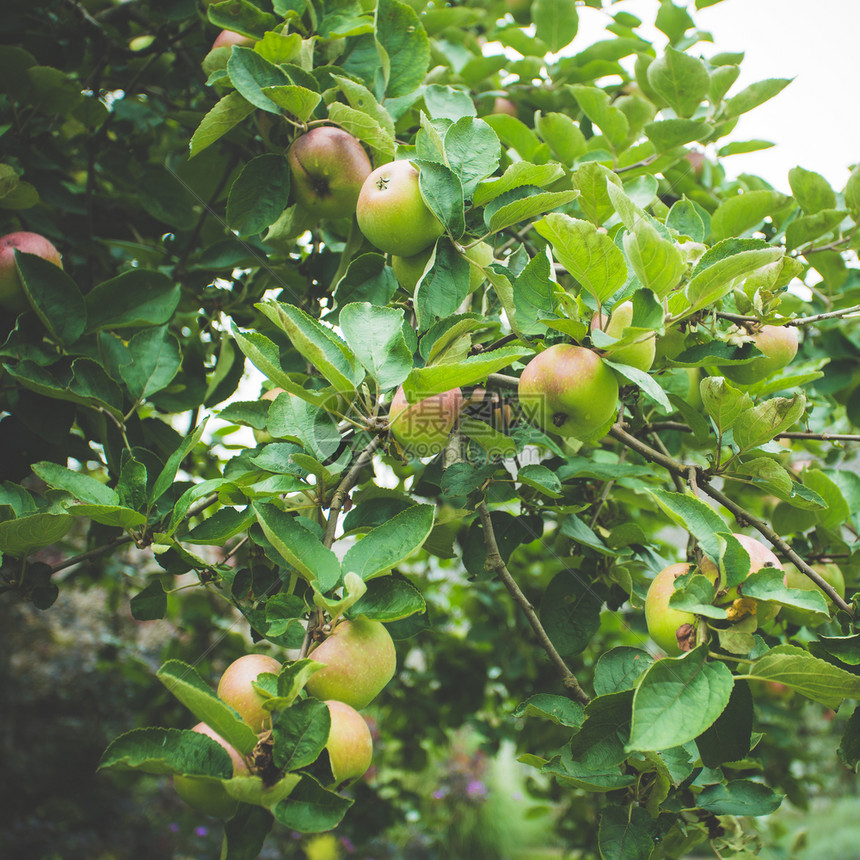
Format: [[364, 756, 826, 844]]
[[716, 302, 860, 328], [476, 501, 590, 704], [608, 425, 854, 615], [645, 421, 860, 444]]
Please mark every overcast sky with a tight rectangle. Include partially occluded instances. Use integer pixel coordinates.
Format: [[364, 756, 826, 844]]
[[575, 0, 860, 193]]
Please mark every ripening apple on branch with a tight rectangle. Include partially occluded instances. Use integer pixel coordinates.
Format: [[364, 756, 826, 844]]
[[356, 160, 445, 257], [590, 300, 656, 372], [287, 127, 372, 220], [0, 231, 63, 313], [323, 700, 374, 788], [388, 385, 464, 457], [717, 324, 799, 384], [217, 653, 282, 732]]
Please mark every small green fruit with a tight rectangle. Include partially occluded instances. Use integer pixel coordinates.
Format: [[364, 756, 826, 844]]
[[391, 241, 493, 293], [305, 618, 396, 710], [718, 325, 799, 385], [592, 300, 656, 371]]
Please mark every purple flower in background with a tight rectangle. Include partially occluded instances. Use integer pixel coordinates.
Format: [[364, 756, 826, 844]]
[[194, 825, 208, 837], [432, 787, 447, 799], [340, 836, 356, 852], [466, 779, 487, 799], [168, 823, 180, 833]]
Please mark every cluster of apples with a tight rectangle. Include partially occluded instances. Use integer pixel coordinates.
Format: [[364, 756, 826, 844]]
[[0, 231, 63, 313], [644, 533, 846, 655], [174, 617, 396, 818]]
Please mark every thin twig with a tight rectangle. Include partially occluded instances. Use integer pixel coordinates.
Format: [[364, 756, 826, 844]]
[[716, 302, 860, 328], [476, 502, 590, 704], [608, 425, 854, 615], [645, 421, 860, 443]]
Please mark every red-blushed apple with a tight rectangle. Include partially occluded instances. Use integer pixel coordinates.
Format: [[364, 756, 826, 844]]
[[699, 533, 782, 624], [0, 231, 62, 312], [390, 241, 493, 293], [212, 30, 256, 50], [324, 700, 373, 787], [287, 127, 372, 220], [389, 385, 464, 456], [305, 617, 396, 710], [217, 653, 282, 732], [518, 344, 619, 440], [781, 561, 845, 626], [645, 562, 699, 655], [718, 324, 799, 385], [173, 722, 249, 818], [492, 97, 518, 117], [356, 160, 445, 257], [591, 300, 656, 371]]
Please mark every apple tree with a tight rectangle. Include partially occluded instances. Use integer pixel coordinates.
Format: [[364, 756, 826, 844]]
[[2, 0, 860, 857]]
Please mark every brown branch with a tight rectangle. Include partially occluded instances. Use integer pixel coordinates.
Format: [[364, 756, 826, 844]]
[[476, 502, 590, 704], [645, 422, 860, 444], [716, 302, 860, 328], [608, 424, 854, 615]]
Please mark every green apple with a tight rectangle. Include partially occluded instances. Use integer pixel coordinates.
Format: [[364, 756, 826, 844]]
[[518, 344, 619, 439], [389, 385, 464, 456], [324, 700, 373, 787], [0, 231, 62, 313], [391, 241, 493, 293], [645, 563, 699, 655], [305, 617, 396, 710], [699, 532, 782, 624], [591, 300, 656, 371], [781, 562, 845, 626], [356, 160, 445, 257], [217, 653, 282, 732], [718, 325, 799, 385], [288, 127, 372, 219], [173, 722, 249, 818]]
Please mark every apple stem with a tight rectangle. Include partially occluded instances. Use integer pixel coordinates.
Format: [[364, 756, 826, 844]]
[[476, 501, 591, 705]]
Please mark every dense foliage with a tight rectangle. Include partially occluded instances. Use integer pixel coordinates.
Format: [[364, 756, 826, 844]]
[[2, 0, 860, 857]]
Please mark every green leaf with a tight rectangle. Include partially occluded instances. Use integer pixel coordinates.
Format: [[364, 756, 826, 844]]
[[16, 253, 86, 346], [698, 780, 784, 816], [326, 102, 395, 162], [122, 326, 182, 401], [66, 504, 146, 529], [208, 0, 277, 37], [257, 301, 364, 394], [414, 241, 471, 331], [227, 154, 291, 236], [710, 190, 787, 242], [533, 0, 578, 53], [266, 393, 341, 460], [621, 222, 685, 299], [272, 698, 330, 772], [785, 209, 847, 252], [845, 164, 860, 218], [647, 47, 709, 118], [415, 159, 465, 239], [85, 270, 180, 332], [139, 166, 195, 230], [718, 139, 775, 156], [342, 504, 435, 581], [473, 161, 565, 207], [333, 253, 398, 309], [604, 360, 672, 413], [668, 573, 723, 619], [262, 85, 321, 122], [667, 197, 706, 242], [644, 118, 711, 152], [273, 774, 353, 832], [569, 84, 629, 148], [540, 569, 603, 658], [189, 92, 256, 158], [130, 579, 167, 621], [535, 113, 587, 165], [535, 213, 627, 304], [156, 660, 259, 755], [223, 806, 273, 860], [150, 420, 208, 505], [802, 469, 850, 530], [0, 512, 73, 556], [627, 646, 734, 752], [444, 117, 500, 198], [789, 165, 837, 214], [593, 647, 655, 695], [228, 47, 290, 114], [733, 394, 805, 454], [518, 464, 562, 497], [598, 805, 654, 860], [648, 489, 727, 562], [723, 78, 792, 118], [731, 457, 794, 500], [403, 346, 532, 400], [253, 502, 341, 592], [488, 190, 580, 234], [98, 727, 233, 777], [32, 461, 119, 506], [348, 574, 426, 622], [459, 416, 517, 459], [695, 679, 753, 767], [741, 569, 828, 621], [747, 644, 860, 707], [512, 694, 585, 727], [376, 0, 430, 98], [700, 376, 753, 433]]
